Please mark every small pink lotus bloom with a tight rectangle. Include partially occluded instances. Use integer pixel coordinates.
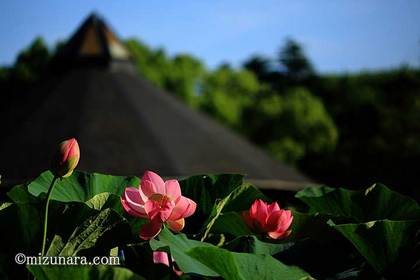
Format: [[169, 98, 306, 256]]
[[121, 171, 196, 240], [242, 199, 293, 239], [153, 251, 183, 276], [52, 138, 80, 178]]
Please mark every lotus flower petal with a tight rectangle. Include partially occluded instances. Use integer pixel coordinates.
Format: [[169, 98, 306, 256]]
[[249, 199, 269, 224], [165, 180, 181, 200], [121, 187, 147, 218], [139, 221, 162, 240], [142, 171, 165, 194], [267, 201, 280, 213], [243, 200, 293, 240], [144, 199, 173, 222], [167, 218, 185, 232], [242, 211, 255, 230], [271, 210, 293, 233], [268, 230, 291, 239], [169, 196, 196, 220], [153, 251, 170, 266], [139, 187, 149, 204], [122, 170, 197, 240], [141, 180, 158, 198], [153, 251, 183, 276]]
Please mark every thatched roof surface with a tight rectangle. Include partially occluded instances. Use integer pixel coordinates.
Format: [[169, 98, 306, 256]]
[[0, 14, 312, 190]]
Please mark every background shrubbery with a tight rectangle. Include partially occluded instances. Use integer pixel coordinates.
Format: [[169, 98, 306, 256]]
[[1, 37, 419, 198]]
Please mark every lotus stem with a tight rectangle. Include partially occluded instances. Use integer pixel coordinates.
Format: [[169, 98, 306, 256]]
[[41, 176, 58, 256]]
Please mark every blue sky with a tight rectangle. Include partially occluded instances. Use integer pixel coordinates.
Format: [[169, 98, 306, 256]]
[[1, 0, 419, 73]]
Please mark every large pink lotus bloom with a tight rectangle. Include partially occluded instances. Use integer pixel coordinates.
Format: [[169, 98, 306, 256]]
[[121, 171, 196, 240], [153, 251, 183, 276], [242, 199, 293, 239]]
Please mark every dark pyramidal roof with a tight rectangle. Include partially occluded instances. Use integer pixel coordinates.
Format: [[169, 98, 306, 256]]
[[54, 13, 130, 65], [0, 13, 311, 190]]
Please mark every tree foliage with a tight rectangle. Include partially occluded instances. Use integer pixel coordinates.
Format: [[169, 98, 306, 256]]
[[125, 38, 337, 166], [254, 87, 337, 164], [121, 38, 420, 198], [200, 65, 260, 128], [125, 39, 204, 107], [1, 35, 419, 198], [303, 68, 420, 196], [278, 39, 314, 81]]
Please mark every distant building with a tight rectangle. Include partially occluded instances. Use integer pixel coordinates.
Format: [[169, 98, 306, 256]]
[[0, 13, 311, 191]]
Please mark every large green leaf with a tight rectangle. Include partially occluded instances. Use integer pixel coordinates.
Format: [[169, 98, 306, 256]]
[[221, 183, 269, 213], [224, 235, 294, 255], [329, 219, 420, 274], [28, 265, 144, 280], [202, 184, 267, 239], [289, 210, 348, 241], [0, 199, 132, 279], [212, 212, 253, 237], [0, 201, 43, 279], [179, 174, 244, 214], [151, 227, 311, 279], [178, 173, 246, 233], [46, 208, 130, 257], [27, 170, 139, 203], [7, 183, 41, 203], [188, 246, 312, 280], [121, 241, 177, 279], [0, 201, 42, 253], [150, 227, 219, 277], [296, 183, 420, 222], [84, 192, 124, 213], [0, 202, 13, 211]]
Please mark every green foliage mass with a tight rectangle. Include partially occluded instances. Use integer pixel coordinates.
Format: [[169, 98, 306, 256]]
[[303, 68, 420, 196], [125, 39, 205, 108], [200, 65, 260, 128], [278, 39, 314, 81], [2, 36, 419, 198], [9, 37, 50, 83], [0, 37, 50, 86], [124, 38, 337, 166], [1, 170, 419, 279], [253, 87, 337, 164]]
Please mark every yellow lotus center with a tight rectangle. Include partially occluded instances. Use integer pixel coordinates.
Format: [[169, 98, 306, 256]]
[[149, 194, 171, 208]]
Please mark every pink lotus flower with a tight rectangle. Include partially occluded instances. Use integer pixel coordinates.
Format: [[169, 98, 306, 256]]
[[153, 251, 183, 276], [242, 199, 293, 239], [121, 171, 196, 240], [51, 138, 80, 178]]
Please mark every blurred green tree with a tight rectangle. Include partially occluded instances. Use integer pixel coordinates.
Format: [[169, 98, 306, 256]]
[[125, 39, 204, 107], [278, 39, 314, 81], [124, 37, 420, 198], [243, 55, 272, 81], [125, 39, 166, 87], [248, 87, 338, 164], [303, 68, 420, 197], [164, 54, 205, 108], [11, 37, 50, 83], [200, 65, 260, 129]]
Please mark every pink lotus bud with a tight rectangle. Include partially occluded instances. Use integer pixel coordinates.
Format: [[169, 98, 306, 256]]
[[121, 170, 197, 240], [242, 199, 293, 239], [52, 138, 80, 178]]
